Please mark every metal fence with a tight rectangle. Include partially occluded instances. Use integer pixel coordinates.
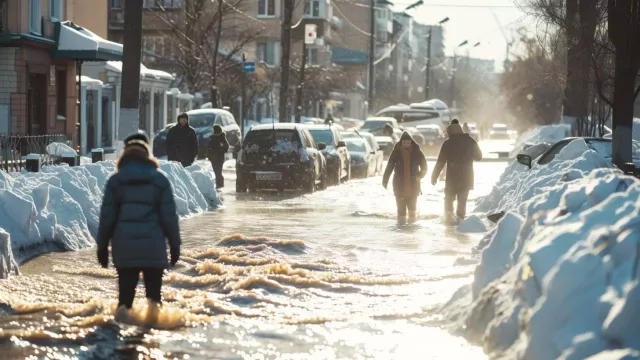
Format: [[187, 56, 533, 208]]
[[0, 134, 70, 172]]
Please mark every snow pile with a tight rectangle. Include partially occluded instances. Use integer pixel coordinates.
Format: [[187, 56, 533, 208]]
[[0, 229, 18, 279], [0, 160, 220, 267], [510, 124, 570, 158], [445, 168, 640, 359], [46, 142, 76, 156], [456, 215, 487, 233]]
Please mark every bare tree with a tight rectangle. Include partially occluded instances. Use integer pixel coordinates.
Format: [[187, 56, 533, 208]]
[[609, 0, 640, 166]]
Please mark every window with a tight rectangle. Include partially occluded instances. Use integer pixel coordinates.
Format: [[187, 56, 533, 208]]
[[224, 113, 237, 126], [143, 0, 157, 8], [304, 0, 321, 17], [110, 0, 121, 8], [306, 47, 318, 65], [256, 42, 279, 66], [258, 0, 275, 17], [49, 0, 63, 19], [56, 70, 67, 117], [302, 130, 315, 148], [30, 0, 42, 34]]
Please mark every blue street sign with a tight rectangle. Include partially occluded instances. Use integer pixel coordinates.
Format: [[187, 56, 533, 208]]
[[243, 61, 255, 73]]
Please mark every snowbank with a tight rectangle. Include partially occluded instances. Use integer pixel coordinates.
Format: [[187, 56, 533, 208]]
[[510, 124, 571, 158], [443, 138, 640, 358], [0, 160, 220, 273]]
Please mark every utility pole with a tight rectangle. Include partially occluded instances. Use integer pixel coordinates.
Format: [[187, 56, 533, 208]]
[[449, 54, 457, 108], [367, 0, 375, 115], [279, 0, 294, 122], [119, 0, 143, 152], [295, 24, 317, 123], [425, 28, 432, 100], [241, 53, 246, 135]]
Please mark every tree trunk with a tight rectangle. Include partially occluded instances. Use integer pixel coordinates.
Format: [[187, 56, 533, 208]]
[[612, 53, 636, 167], [118, 0, 143, 154], [279, 0, 294, 122], [211, 0, 223, 108]]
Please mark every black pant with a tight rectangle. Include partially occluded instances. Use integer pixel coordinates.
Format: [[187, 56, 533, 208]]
[[395, 195, 418, 217], [211, 160, 224, 188], [117, 268, 164, 309], [445, 188, 470, 219]]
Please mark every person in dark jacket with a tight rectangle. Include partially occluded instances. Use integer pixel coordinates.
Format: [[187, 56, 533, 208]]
[[97, 131, 181, 310], [382, 131, 428, 224], [165, 112, 198, 167], [325, 113, 334, 125], [208, 124, 229, 189], [431, 122, 483, 220]]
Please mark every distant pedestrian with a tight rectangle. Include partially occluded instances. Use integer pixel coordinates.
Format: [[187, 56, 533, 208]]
[[166, 112, 198, 167], [325, 113, 334, 125], [97, 131, 181, 311], [208, 124, 229, 189], [431, 121, 482, 221], [463, 122, 470, 133], [382, 131, 428, 224]]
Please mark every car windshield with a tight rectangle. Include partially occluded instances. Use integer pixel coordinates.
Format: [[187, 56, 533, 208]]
[[308, 129, 334, 146], [243, 130, 300, 152], [187, 113, 218, 128], [347, 141, 366, 153], [361, 120, 391, 131]]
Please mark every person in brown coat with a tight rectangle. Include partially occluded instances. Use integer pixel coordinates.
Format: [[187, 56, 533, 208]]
[[382, 131, 428, 224], [431, 122, 482, 220]]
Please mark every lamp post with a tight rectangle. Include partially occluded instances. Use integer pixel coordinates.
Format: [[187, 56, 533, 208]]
[[449, 40, 469, 109], [425, 17, 449, 100]]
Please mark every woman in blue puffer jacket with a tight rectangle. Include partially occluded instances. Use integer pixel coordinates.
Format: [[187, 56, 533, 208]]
[[96, 131, 181, 310]]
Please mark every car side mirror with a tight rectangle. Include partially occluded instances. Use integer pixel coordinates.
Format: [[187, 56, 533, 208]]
[[517, 154, 532, 169], [317, 142, 327, 151], [337, 140, 346, 147]]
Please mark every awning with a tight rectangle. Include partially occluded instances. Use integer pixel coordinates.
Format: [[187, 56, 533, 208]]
[[52, 21, 123, 61], [331, 47, 368, 65]]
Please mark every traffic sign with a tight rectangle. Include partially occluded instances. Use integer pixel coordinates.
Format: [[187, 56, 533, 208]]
[[243, 61, 255, 73], [305, 24, 317, 45]]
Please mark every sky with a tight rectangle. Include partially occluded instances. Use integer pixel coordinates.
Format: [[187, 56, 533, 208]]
[[399, 0, 535, 72]]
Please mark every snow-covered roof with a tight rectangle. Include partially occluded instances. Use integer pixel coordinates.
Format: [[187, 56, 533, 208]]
[[76, 75, 103, 90], [105, 61, 174, 82]]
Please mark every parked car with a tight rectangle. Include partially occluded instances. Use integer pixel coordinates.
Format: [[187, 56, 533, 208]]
[[490, 123, 510, 140], [359, 117, 401, 143], [345, 138, 377, 178], [516, 137, 640, 169], [342, 130, 384, 174], [416, 124, 445, 154], [236, 123, 327, 193], [153, 108, 242, 159], [306, 124, 351, 186], [375, 136, 394, 158]]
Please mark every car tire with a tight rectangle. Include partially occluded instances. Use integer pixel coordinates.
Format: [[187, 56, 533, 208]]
[[236, 176, 247, 193], [319, 170, 328, 190], [346, 164, 351, 182], [303, 176, 315, 193], [333, 167, 341, 186]]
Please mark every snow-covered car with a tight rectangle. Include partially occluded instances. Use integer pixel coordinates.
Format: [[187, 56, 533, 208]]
[[236, 123, 327, 193], [490, 123, 510, 140], [516, 137, 640, 169], [359, 117, 401, 143], [345, 138, 377, 178], [375, 136, 394, 158], [305, 124, 351, 186], [342, 131, 384, 174], [416, 124, 445, 154]]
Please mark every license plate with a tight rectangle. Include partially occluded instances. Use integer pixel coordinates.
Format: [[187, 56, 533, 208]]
[[256, 173, 282, 181]]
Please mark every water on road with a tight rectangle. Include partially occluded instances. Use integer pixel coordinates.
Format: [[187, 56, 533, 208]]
[[0, 148, 507, 359]]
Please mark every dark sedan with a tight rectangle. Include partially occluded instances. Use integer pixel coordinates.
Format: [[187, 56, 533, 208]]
[[345, 138, 377, 178]]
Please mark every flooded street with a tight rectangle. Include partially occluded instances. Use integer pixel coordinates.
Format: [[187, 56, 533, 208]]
[[0, 151, 507, 359]]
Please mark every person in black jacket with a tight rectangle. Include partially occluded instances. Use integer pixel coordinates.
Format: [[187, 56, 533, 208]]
[[382, 131, 428, 224], [431, 121, 482, 220], [208, 124, 229, 189], [97, 131, 181, 312], [165, 112, 198, 167]]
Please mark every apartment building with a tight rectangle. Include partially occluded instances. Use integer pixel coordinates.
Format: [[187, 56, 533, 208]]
[[0, 0, 120, 142]]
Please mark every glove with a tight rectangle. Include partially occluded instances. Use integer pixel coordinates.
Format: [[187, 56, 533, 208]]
[[431, 178, 437, 186], [97, 248, 109, 268], [170, 248, 180, 267], [382, 181, 388, 189]]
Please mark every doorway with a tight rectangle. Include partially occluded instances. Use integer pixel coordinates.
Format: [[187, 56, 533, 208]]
[[27, 73, 47, 135]]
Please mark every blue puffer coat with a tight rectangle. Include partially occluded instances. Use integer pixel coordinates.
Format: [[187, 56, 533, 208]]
[[97, 152, 181, 269]]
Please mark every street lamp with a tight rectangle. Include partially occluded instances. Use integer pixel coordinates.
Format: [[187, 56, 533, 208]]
[[450, 40, 469, 108], [425, 17, 450, 100]]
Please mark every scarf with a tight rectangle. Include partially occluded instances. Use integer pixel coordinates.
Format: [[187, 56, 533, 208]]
[[402, 146, 413, 196]]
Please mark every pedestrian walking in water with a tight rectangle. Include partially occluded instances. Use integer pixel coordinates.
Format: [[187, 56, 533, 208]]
[[382, 131, 428, 224], [166, 112, 198, 167], [208, 124, 229, 189], [97, 131, 181, 311], [431, 121, 482, 222]]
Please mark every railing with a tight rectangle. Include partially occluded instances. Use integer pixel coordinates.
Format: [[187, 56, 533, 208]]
[[0, 134, 70, 172]]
